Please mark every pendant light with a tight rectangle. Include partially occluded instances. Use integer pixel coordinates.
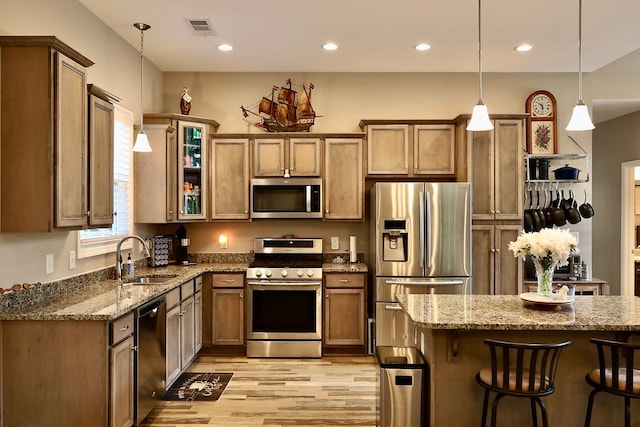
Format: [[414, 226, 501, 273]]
[[566, 0, 595, 131], [132, 23, 152, 152], [467, 0, 493, 131]]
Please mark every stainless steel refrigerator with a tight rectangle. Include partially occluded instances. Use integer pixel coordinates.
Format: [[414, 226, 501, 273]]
[[371, 182, 472, 347]]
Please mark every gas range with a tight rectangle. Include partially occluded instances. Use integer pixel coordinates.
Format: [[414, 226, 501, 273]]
[[246, 237, 323, 281]]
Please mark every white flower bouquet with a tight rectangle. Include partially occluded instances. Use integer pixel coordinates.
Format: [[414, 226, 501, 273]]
[[509, 228, 580, 296]]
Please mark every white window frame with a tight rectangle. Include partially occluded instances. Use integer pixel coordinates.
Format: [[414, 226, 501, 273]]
[[77, 104, 134, 258]]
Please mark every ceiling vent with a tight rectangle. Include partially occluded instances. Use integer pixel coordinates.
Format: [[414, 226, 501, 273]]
[[185, 19, 216, 36]]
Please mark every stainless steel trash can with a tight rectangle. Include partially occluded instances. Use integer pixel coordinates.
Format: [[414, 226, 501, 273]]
[[376, 346, 428, 427]]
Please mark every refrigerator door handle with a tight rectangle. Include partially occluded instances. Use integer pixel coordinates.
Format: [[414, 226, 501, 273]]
[[425, 191, 432, 269], [419, 191, 426, 270], [384, 279, 465, 286], [384, 304, 404, 310]]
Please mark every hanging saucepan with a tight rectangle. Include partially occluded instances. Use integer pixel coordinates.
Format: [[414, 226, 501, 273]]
[[560, 190, 573, 210], [523, 190, 534, 232], [579, 189, 595, 219], [551, 189, 567, 226], [535, 190, 547, 228], [531, 191, 542, 232], [543, 190, 555, 226], [565, 189, 582, 224]]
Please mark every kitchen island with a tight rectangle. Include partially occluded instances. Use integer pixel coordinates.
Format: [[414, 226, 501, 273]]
[[396, 294, 640, 427]]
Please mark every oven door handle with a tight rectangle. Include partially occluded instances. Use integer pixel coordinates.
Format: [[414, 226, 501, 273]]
[[247, 281, 322, 288]]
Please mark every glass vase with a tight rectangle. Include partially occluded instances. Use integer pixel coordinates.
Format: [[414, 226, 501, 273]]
[[533, 258, 556, 297]]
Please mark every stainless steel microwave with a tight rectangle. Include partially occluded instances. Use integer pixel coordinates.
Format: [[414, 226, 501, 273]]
[[250, 178, 322, 219]]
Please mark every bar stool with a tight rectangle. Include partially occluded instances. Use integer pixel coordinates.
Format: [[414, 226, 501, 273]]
[[476, 339, 571, 427], [584, 338, 640, 427]]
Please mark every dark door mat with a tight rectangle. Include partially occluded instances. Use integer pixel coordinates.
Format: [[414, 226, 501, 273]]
[[163, 372, 233, 401]]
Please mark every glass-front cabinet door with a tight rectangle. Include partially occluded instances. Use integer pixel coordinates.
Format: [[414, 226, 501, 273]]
[[178, 121, 208, 220]]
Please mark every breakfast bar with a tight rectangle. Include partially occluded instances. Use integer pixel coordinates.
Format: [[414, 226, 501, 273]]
[[396, 294, 640, 427]]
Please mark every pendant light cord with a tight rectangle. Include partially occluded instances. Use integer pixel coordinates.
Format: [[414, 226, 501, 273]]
[[577, 0, 583, 102], [477, 0, 483, 102], [139, 26, 145, 133]]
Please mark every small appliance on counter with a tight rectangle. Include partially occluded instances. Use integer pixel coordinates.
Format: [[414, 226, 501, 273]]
[[174, 225, 190, 265], [149, 235, 171, 267]]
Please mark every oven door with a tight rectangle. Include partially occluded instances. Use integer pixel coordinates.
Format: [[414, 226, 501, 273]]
[[246, 280, 322, 340]]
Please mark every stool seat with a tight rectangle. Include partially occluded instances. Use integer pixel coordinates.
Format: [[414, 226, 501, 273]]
[[584, 338, 640, 427], [476, 338, 571, 427]]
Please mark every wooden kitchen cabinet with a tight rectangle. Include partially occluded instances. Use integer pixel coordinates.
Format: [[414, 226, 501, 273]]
[[324, 137, 364, 220], [135, 113, 219, 223], [109, 313, 135, 427], [462, 117, 526, 220], [166, 278, 199, 387], [472, 224, 523, 295], [253, 137, 321, 177], [211, 273, 245, 346], [360, 121, 456, 177], [211, 138, 250, 219], [323, 272, 367, 351], [88, 85, 118, 227], [0, 36, 94, 231]]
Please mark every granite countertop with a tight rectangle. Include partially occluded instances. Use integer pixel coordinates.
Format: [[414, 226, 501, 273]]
[[396, 294, 640, 331], [0, 263, 248, 322], [0, 261, 368, 322]]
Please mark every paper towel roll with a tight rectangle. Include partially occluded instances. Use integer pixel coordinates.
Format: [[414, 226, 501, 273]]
[[349, 235, 358, 263]]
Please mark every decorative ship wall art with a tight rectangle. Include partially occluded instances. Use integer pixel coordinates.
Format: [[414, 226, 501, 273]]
[[241, 79, 318, 132]]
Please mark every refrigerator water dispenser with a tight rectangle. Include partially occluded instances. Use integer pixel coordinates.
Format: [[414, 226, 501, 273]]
[[382, 220, 408, 262]]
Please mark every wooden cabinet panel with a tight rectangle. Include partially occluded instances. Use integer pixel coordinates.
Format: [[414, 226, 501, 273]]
[[88, 92, 115, 227], [366, 124, 409, 174], [324, 138, 363, 220], [211, 288, 245, 345], [254, 138, 285, 176], [165, 304, 181, 386], [413, 124, 455, 175], [110, 336, 134, 427], [289, 138, 321, 176], [180, 295, 196, 368], [211, 139, 250, 219], [324, 288, 366, 345], [472, 225, 522, 295]]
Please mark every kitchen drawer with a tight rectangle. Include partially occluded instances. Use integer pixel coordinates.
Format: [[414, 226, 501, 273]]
[[212, 273, 244, 288], [325, 273, 366, 288], [110, 312, 134, 345], [166, 287, 181, 309], [195, 275, 203, 292], [182, 280, 195, 299]]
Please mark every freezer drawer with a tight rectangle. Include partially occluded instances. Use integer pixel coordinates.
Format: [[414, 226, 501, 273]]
[[375, 276, 470, 302], [376, 302, 414, 347]]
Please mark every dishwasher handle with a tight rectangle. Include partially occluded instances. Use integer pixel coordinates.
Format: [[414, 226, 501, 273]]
[[139, 298, 165, 318]]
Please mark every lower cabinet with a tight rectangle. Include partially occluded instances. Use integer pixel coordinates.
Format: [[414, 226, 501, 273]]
[[323, 272, 367, 351], [110, 312, 135, 427], [166, 277, 201, 387], [211, 273, 245, 346], [472, 224, 523, 295]]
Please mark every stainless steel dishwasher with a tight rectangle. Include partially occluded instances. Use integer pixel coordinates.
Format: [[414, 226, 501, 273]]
[[135, 296, 167, 425]]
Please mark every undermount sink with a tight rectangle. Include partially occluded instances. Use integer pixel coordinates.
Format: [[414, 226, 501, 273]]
[[122, 275, 178, 286]]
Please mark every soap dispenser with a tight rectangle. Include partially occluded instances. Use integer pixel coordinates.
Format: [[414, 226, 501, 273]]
[[125, 253, 135, 277]]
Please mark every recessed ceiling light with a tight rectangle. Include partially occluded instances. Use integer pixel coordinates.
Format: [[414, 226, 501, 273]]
[[217, 44, 233, 52], [322, 42, 338, 51], [415, 43, 431, 51], [515, 44, 534, 52]]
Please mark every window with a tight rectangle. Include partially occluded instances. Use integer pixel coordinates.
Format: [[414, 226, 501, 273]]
[[78, 105, 134, 258]]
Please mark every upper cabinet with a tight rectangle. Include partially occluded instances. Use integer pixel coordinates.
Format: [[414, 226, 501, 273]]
[[360, 121, 456, 178], [253, 136, 321, 177], [87, 85, 119, 228], [324, 137, 364, 220], [135, 114, 219, 223], [458, 116, 526, 221], [0, 36, 95, 232], [210, 138, 250, 220]]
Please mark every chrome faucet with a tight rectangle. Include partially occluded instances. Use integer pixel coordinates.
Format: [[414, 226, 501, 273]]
[[115, 235, 151, 280]]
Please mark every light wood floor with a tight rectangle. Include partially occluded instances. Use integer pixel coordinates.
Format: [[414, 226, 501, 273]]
[[141, 355, 380, 426]]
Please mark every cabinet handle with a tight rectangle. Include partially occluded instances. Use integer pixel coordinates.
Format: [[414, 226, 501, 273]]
[[495, 248, 500, 253], [239, 294, 243, 299], [131, 345, 138, 352], [490, 249, 496, 253], [222, 279, 236, 283], [119, 325, 129, 332], [338, 279, 350, 283], [178, 311, 184, 316], [495, 211, 501, 214], [325, 294, 329, 298], [490, 210, 495, 214], [325, 209, 329, 214], [196, 298, 201, 304]]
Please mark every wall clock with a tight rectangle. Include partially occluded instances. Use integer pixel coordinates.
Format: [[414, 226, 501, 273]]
[[525, 90, 557, 155]]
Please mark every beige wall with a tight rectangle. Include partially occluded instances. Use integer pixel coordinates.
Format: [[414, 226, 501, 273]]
[[1, 0, 639, 291]]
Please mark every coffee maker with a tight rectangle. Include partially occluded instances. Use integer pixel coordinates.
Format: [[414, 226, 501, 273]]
[[174, 225, 190, 265]]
